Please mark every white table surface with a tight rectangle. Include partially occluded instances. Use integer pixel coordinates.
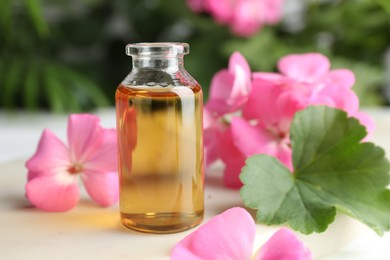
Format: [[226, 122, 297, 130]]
[[0, 108, 389, 259]]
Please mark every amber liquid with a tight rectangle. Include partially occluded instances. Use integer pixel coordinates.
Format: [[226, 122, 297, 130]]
[[116, 84, 204, 233]]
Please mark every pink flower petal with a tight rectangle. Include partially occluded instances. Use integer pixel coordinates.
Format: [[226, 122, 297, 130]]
[[229, 52, 251, 101], [67, 114, 104, 163], [203, 109, 228, 167], [218, 129, 247, 189], [243, 79, 282, 124], [307, 94, 335, 108], [276, 91, 307, 119], [206, 99, 234, 116], [204, 127, 223, 168], [82, 170, 119, 207], [229, 52, 251, 81], [352, 111, 375, 141], [254, 228, 312, 260], [207, 53, 251, 115], [26, 129, 69, 181], [171, 207, 256, 260], [207, 70, 235, 114], [327, 69, 355, 89], [318, 84, 359, 114], [83, 128, 118, 172], [230, 117, 277, 157], [25, 174, 79, 212], [278, 53, 330, 83], [253, 72, 284, 83], [223, 159, 246, 189]]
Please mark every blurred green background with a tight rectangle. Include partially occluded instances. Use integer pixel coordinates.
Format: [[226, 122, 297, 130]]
[[1, 0, 389, 112]]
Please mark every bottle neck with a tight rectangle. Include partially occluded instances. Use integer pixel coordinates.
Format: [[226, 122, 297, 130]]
[[132, 56, 184, 73]]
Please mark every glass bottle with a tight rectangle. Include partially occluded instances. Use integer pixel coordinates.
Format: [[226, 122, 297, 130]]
[[115, 42, 204, 233]]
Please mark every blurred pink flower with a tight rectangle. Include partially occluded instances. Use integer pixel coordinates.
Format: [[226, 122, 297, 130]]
[[206, 51, 251, 115], [25, 114, 118, 212], [187, 0, 284, 37], [204, 52, 375, 188], [230, 0, 264, 37], [230, 0, 284, 37], [218, 127, 248, 188], [171, 207, 311, 260], [205, 0, 236, 24], [203, 108, 228, 168], [255, 225, 312, 260], [255, 53, 375, 137]]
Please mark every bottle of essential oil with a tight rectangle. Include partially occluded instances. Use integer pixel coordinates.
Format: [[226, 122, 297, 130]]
[[115, 43, 204, 233]]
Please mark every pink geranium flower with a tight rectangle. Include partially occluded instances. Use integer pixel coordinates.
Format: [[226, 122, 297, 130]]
[[203, 51, 250, 171], [255, 53, 375, 137], [171, 207, 312, 260], [204, 52, 375, 188], [25, 114, 118, 212]]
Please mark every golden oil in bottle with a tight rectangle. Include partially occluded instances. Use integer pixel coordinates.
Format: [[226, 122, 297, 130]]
[[116, 44, 204, 234]]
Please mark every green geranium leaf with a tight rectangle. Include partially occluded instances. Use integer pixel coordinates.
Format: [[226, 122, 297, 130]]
[[240, 106, 390, 235]]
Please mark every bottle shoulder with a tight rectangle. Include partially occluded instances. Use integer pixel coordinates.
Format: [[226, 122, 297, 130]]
[[121, 68, 199, 89]]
